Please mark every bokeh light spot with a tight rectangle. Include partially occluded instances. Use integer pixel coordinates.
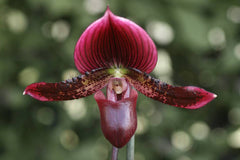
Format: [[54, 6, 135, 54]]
[[62, 69, 79, 80], [84, 0, 106, 15], [60, 129, 79, 150], [6, 10, 28, 33], [136, 115, 148, 135], [208, 27, 226, 50], [190, 121, 210, 140], [147, 21, 174, 45], [18, 67, 40, 86], [63, 99, 87, 120], [234, 43, 240, 60], [152, 50, 172, 83], [228, 128, 240, 148], [171, 131, 192, 151], [51, 20, 70, 42], [227, 6, 240, 23]]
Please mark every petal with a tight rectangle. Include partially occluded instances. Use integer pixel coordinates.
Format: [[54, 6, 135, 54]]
[[94, 88, 138, 148], [74, 7, 157, 74], [23, 68, 113, 101], [124, 68, 217, 109]]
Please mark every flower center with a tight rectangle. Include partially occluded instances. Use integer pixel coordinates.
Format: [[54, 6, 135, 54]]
[[112, 79, 123, 94], [107, 78, 130, 101], [107, 68, 128, 78]]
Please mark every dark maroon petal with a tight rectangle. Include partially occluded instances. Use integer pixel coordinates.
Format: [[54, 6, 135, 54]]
[[74, 7, 157, 74], [94, 78, 138, 148], [124, 68, 217, 109], [23, 68, 113, 101]]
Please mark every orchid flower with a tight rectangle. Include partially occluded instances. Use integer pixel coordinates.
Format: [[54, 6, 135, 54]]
[[24, 7, 216, 148]]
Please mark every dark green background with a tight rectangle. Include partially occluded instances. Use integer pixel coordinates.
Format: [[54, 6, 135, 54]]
[[1, 0, 240, 159]]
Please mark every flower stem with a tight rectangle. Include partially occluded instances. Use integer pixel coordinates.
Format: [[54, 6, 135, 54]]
[[111, 146, 118, 160], [126, 135, 135, 160]]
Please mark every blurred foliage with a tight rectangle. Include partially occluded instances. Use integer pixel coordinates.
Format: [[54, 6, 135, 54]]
[[0, 0, 240, 160]]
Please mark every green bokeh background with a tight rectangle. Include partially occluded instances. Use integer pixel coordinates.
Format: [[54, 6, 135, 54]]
[[0, 0, 240, 160]]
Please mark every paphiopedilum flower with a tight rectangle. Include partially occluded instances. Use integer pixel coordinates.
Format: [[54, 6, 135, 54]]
[[24, 7, 216, 148]]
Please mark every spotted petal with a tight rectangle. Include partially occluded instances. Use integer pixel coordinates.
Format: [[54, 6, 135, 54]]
[[124, 68, 217, 109], [74, 7, 157, 74], [24, 68, 113, 101]]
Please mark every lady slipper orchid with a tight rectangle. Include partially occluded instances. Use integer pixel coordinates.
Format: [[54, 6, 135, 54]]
[[24, 7, 216, 148]]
